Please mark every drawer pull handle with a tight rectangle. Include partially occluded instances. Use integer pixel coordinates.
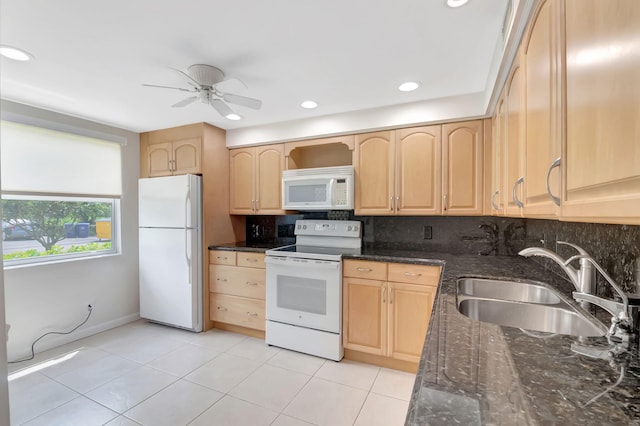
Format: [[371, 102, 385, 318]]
[[404, 272, 422, 278], [245, 281, 258, 286], [216, 278, 228, 282], [217, 256, 228, 261], [217, 306, 227, 312], [246, 258, 258, 263], [246, 312, 258, 317], [356, 267, 372, 272]]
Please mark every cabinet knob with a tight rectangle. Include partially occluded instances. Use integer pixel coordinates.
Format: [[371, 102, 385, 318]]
[[546, 157, 561, 206], [491, 190, 500, 211], [512, 177, 524, 208]]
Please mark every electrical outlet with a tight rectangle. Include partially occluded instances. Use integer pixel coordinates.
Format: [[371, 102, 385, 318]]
[[423, 225, 432, 240]]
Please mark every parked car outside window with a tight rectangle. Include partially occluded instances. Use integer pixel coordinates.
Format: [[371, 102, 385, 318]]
[[2, 220, 33, 241]]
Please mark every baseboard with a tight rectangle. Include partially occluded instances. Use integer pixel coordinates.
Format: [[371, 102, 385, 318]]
[[9, 312, 140, 362]]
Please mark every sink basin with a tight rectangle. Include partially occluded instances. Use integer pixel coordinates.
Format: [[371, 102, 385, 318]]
[[457, 297, 606, 337], [456, 277, 607, 337], [457, 278, 562, 304]]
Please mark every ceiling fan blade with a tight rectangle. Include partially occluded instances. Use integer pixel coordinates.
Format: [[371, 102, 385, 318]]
[[171, 96, 198, 108], [142, 83, 192, 92], [223, 93, 262, 110], [170, 67, 202, 86], [210, 98, 235, 117]]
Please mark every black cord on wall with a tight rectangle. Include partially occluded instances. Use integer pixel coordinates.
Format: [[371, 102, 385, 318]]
[[8, 305, 93, 364]]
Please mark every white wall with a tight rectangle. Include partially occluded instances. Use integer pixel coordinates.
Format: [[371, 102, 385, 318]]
[[225, 92, 486, 147], [1, 100, 140, 362]]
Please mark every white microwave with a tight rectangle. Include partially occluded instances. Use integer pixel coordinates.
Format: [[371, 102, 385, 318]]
[[282, 165, 354, 210]]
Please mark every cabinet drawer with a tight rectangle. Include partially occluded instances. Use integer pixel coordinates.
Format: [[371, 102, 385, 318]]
[[209, 250, 237, 265], [343, 260, 388, 280], [388, 263, 440, 286], [210, 293, 265, 331], [237, 252, 266, 269], [209, 265, 265, 300]]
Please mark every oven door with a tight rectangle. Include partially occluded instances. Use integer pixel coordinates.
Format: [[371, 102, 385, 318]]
[[265, 255, 342, 333]]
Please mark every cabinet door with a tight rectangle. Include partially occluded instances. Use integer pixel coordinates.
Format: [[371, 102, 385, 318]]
[[147, 142, 173, 177], [562, 0, 640, 224], [442, 120, 484, 215], [388, 282, 437, 363], [491, 96, 506, 215], [255, 144, 285, 214], [395, 126, 442, 215], [524, 0, 561, 217], [229, 148, 256, 214], [355, 131, 395, 215], [173, 138, 202, 175], [504, 52, 525, 216], [343, 277, 386, 356]]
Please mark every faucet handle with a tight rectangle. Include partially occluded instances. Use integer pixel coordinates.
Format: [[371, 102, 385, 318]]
[[557, 241, 591, 256]]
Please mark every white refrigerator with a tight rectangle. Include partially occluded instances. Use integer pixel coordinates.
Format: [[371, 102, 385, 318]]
[[138, 174, 203, 332]]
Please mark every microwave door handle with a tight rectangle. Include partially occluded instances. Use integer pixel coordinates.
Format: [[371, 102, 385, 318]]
[[328, 178, 336, 204]]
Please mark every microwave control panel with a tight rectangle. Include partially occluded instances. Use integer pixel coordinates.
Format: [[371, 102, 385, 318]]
[[334, 179, 348, 206]]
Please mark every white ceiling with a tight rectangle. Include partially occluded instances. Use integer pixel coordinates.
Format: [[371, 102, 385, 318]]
[[0, 0, 511, 138]]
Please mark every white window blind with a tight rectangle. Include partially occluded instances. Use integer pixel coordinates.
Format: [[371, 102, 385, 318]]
[[0, 120, 122, 197]]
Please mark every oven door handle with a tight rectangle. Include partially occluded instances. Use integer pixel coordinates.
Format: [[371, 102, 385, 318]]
[[265, 256, 340, 270]]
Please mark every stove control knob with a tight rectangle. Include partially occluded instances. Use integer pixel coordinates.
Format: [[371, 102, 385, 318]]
[[354, 226, 359, 232], [302, 225, 307, 230], [347, 225, 352, 231]]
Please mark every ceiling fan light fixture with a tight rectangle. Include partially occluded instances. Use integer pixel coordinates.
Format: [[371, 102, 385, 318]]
[[301, 100, 318, 109], [446, 0, 470, 8], [0, 45, 33, 61], [398, 81, 420, 92], [226, 113, 242, 120]]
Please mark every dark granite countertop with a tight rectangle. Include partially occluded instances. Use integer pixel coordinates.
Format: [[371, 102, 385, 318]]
[[208, 244, 639, 424], [345, 249, 639, 425], [207, 241, 290, 253]]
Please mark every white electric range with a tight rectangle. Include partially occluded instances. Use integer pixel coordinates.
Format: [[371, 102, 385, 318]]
[[265, 219, 362, 361]]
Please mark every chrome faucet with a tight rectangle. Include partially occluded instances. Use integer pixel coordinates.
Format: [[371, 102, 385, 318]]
[[519, 242, 632, 343], [518, 241, 593, 294]]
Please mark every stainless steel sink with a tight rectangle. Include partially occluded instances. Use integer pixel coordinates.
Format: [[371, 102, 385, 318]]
[[457, 297, 606, 336], [456, 277, 607, 337], [457, 277, 562, 304]]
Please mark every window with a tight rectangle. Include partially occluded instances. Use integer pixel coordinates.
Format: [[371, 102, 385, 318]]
[[1, 120, 122, 265]]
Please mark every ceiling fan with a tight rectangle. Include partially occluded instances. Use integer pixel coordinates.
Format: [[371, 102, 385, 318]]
[[143, 64, 262, 120]]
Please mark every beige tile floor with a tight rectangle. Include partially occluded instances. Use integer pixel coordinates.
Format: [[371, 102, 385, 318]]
[[7, 320, 415, 425]]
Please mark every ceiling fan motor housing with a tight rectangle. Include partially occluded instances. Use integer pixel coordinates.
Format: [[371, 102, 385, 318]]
[[188, 64, 225, 86]]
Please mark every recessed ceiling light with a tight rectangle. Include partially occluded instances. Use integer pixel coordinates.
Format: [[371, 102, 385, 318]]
[[398, 82, 420, 92], [226, 113, 242, 120], [0, 45, 33, 61], [446, 0, 469, 8], [301, 100, 318, 109]]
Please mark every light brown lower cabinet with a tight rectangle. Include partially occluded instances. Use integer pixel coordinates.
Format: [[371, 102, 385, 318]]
[[209, 250, 266, 334], [343, 259, 440, 370]]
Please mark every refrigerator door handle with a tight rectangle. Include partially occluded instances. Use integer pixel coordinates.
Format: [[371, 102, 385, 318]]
[[185, 228, 192, 285]]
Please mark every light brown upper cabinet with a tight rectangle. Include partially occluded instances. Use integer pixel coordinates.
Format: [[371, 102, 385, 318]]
[[523, 0, 562, 217], [442, 120, 484, 215], [561, 0, 640, 224], [229, 144, 285, 215], [504, 49, 526, 217], [354, 126, 442, 215], [141, 137, 202, 177]]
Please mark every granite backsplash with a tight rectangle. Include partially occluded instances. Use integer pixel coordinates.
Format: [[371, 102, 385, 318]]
[[246, 214, 640, 294]]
